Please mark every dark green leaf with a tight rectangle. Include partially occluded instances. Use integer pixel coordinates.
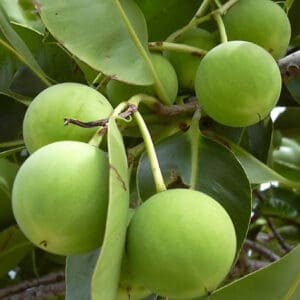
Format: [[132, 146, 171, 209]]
[[91, 118, 130, 300], [135, 0, 203, 41], [259, 187, 300, 225], [0, 225, 34, 277], [37, 0, 153, 85], [137, 131, 252, 255]]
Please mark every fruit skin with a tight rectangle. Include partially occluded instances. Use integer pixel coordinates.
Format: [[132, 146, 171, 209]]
[[164, 28, 217, 92], [195, 41, 282, 127], [272, 138, 300, 182], [0, 158, 19, 229], [12, 141, 109, 255], [223, 0, 291, 60], [126, 189, 236, 299], [23, 82, 113, 154], [106, 53, 178, 106]]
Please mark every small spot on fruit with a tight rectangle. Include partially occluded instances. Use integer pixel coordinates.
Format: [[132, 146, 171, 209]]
[[39, 240, 47, 247]]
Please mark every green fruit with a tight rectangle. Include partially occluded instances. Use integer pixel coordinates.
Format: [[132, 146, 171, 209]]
[[195, 41, 281, 127], [106, 53, 178, 106], [164, 28, 217, 92], [272, 138, 300, 182], [126, 189, 236, 299], [0, 158, 19, 229], [12, 141, 109, 255], [223, 0, 291, 59], [23, 82, 113, 154]]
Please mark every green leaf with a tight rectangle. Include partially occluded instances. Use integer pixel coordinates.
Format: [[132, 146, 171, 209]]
[[37, 0, 153, 85], [135, 0, 203, 41], [0, 6, 51, 86], [274, 108, 300, 141], [0, 146, 25, 158], [0, 225, 34, 277], [66, 248, 100, 300], [0, 0, 45, 34], [259, 187, 300, 225], [205, 245, 300, 300], [229, 141, 300, 189], [284, 76, 300, 104], [137, 131, 252, 255], [91, 118, 129, 300], [0, 158, 18, 229]]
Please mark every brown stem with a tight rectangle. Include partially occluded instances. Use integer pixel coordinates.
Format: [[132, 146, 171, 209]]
[[0, 271, 65, 299], [266, 217, 294, 253], [244, 239, 280, 262]]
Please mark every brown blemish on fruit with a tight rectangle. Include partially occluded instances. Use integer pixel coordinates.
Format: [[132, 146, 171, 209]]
[[109, 164, 127, 191], [192, 51, 204, 58], [39, 240, 48, 247]]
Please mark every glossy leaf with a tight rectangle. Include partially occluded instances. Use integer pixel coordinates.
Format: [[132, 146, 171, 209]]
[[0, 0, 44, 34], [204, 245, 300, 300], [259, 187, 300, 225], [135, 0, 203, 41], [274, 108, 300, 140], [0, 225, 33, 277], [0, 6, 51, 86], [229, 141, 300, 189], [66, 248, 100, 300], [284, 76, 300, 104], [137, 131, 252, 254], [0, 158, 18, 229], [91, 118, 130, 300], [37, 0, 154, 85]]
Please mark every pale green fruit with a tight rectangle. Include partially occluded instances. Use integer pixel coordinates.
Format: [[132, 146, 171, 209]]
[[106, 53, 178, 106], [12, 141, 109, 255], [164, 28, 217, 92], [127, 189, 236, 299], [23, 82, 113, 153], [195, 41, 281, 127], [0, 158, 19, 229], [223, 0, 291, 59]]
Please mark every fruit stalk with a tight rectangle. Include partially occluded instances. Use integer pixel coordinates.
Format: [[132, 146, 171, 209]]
[[213, 13, 228, 43], [133, 110, 167, 193]]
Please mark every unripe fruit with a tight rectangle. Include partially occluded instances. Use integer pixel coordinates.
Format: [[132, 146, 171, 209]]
[[12, 141, 109, 255], [223, 0, 291, 59], [195, 41, 282, 127], [106, 53, 178, 106], [164, 28, 217, 92], [126, 189, 236, 299], [23, 83, 113, 154]]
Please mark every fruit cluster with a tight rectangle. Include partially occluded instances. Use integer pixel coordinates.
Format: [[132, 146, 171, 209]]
[[11, 0, 291, 299]]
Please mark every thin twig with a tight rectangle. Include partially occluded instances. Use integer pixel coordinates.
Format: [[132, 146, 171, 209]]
[[244, 239, 280, 262], [0, 271, 65, 299], [266, 217, 294, 253]]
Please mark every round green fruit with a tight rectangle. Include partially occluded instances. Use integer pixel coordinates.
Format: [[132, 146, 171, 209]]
[[106, 53, 178, 106], [126, 189, 236, 299], [0, 158, 19, 229], [23, 82, 113, 154], [195, 41, 282, 127], [272, 138, 300, 182], [164, 28, 217, 92], [12, 141, 109, 255], [223, 0, 291, 59]]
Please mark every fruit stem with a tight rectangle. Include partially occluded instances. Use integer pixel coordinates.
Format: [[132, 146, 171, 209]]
[[133, 110, 167, 193], [188, 109, 202, 190], [189, 0, 212, 24], [148, 42, 207, 57], [114, 0, 171, 105], [213, 13, 228, 43]]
